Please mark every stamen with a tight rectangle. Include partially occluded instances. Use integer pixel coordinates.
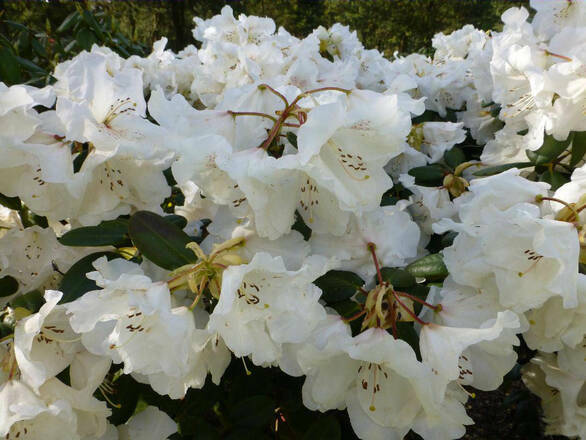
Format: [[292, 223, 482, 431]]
[[242, 357, 252, 376], [228, 111, 277, 123], [367, 243, 384, 285], [536, 195, 579, 221], [391, 291, 428, 325]]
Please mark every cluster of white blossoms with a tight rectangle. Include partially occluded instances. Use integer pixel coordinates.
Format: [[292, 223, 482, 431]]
[[1, 1, 585, 439]]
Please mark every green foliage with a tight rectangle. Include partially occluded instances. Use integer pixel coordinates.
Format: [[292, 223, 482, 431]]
[[526, 133, 573, 166], [405, 253, 449, 281], [128, 211, 196, 270], [58, 251, 119, 304], [59, 219, 130, 247], [314, 270, 365, 303], [0, 3, 146, 86]]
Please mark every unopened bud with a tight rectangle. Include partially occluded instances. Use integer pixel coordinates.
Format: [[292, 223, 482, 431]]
[[443, 174, 469, 198]]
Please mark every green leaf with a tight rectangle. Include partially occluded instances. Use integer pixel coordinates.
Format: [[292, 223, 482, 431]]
[[59, 252, 119, 304], [229, 395, 275, 428], [128, 211, 196, 270], [0, 276, 19, 297], [81, 9, 107, 41], [0, 47, 21, 84], [286, 131, 298, 148], [379, 267, 416, 289], [473, 162, 534, 177], [0, 193, 21, 210], [163, 214, 187, 230], [14, 55, 47, 74], [57, 11, 82, 33], [292, 211, 312, 241], [570, 131, 586, 167], [407, 164, 445, 186], [303, 415, 341, 439], [406, 253, 448, 281], [539, 170, 570, 191], [314, 270, 365, 303], [76, 27, 98, 51], [443, 147, 466, 170], [59, 219, 129, 247], [10, 290, 43, 312], [526, 133, 573, 165]]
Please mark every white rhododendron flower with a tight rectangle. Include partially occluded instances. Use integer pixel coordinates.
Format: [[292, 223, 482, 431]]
[[2, 1, 586, 438]]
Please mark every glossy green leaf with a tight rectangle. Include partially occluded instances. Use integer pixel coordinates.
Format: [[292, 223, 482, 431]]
[[473, 162, 534, 177], [128, 211, 196, 270], [379, 267, 416, 289], [163, 214, 187, 230], [59, 219, 129, 247], [0, 276, 19, 298], [407, 164, 445, 186], [570, 131, 586, 167], [406, 253, 448, 281], [59, 251, 119, 304], [303, 415, 341, 439], [10, 290, 43, 312], [314, 270, 365, 303], [526, 133, 573, 165], [444, 147, 466, 169]]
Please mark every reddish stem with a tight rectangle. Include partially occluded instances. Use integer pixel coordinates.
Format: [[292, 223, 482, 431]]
[[395, 290, 441, 311], [258, 83, 289, 107], [392, 291, 428, 325], [343, 308, 366, 323], [367, 242, 384, 285]]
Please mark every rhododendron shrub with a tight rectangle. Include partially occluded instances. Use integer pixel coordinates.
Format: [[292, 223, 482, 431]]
[[1, 1, 585, 439]]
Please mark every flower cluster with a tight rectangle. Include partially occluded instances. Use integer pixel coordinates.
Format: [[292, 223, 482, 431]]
[[0, 1, 585, 439]]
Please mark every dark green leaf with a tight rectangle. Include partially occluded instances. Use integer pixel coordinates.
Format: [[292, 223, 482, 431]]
[[128, 211, 196, 270], [31, 38, 47, 58], [473, 162, 534, 177], [292, 211, 311, 241], [314, 270, 364, 303], [57, 11, 82, 33], [0, 276, 18, 297], [59, 219, 129, 247], [570, 131, 586, 167], [0, 193, 21, 210], [379, 267, 416, 289], [76, 27, 98, 51], [229, 395, 275, 428], [0, 47, 21, 84], [303, 415, 341, 439], [286, 132, 298, 148], [163, 214, 187, 230], [406, 253, 448, 281], [526, 133, 573, 165], [81, 9, 107, 41], [59, 252, 119, 304], [539, 170, 570, 191], [444, 147, 466, 169], [10, 290, 43, 312], [14, 56, 47, 74], [407, 164, 445, 186]]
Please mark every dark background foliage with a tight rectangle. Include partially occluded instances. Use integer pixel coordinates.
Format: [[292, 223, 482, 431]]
[[2, 2, 566, 440], [1, 0, 529, 87]]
